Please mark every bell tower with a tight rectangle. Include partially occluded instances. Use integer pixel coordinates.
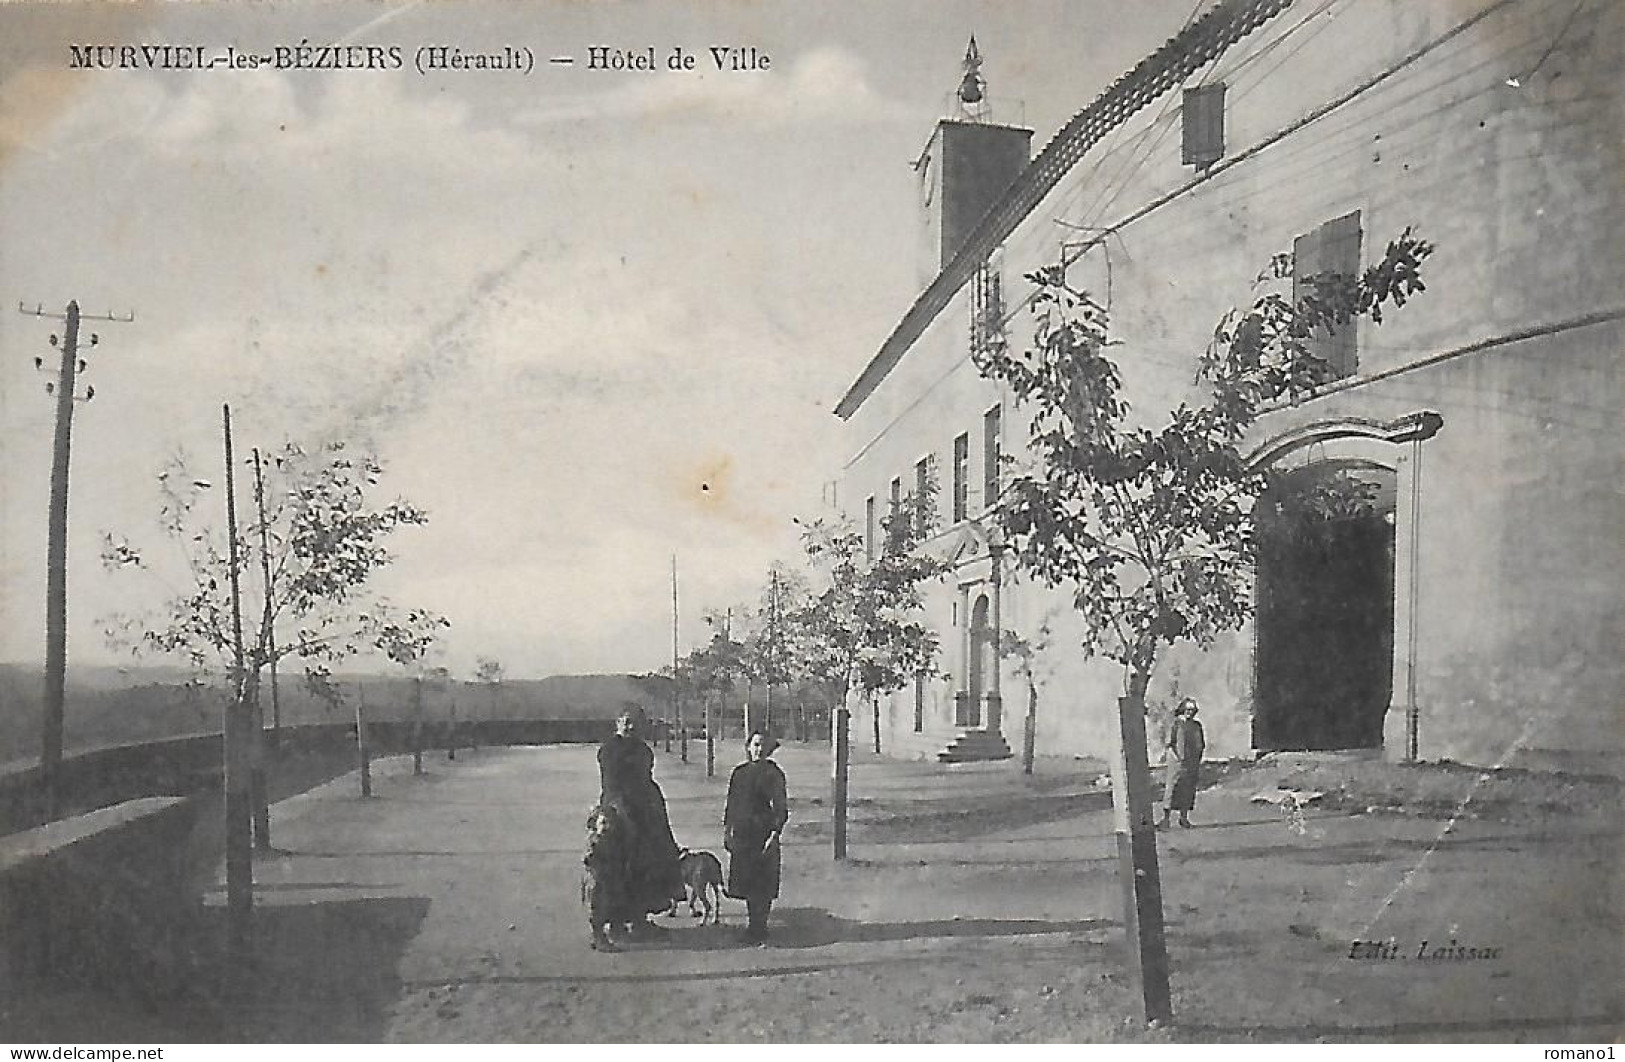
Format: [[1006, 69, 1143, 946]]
[[914, 38, 1033, 284]]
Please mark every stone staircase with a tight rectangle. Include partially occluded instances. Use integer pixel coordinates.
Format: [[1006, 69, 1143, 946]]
[[936, 729, 1013, 763]]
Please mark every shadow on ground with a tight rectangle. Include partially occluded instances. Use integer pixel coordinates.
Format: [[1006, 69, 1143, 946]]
[[2, 895, 431, 1043], [1174, 1013, 1624, 1042], [789, 789, 1115, 844], [655, 906, 1115, 952]]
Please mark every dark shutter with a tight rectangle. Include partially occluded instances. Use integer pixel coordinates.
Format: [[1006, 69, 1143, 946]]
[[1182, 83, 1226, 170], [953, 433, 969, 523], [1321, 211, 1363, 378], [983, 405, 1001, 509], [915, 458, 931, 534]]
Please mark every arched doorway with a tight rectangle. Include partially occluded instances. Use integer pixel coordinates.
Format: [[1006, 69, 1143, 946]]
[[960, 594, 992, 727], [1253, 460, 1397, 751]]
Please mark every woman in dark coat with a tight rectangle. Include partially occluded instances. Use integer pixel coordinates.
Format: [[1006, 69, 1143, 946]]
[[1160, 698, 1206, 829], [723, 731, 789, 944], [597, 706, 683, 939]]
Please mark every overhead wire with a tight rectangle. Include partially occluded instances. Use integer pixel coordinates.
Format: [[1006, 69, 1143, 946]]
[[847, 0, 1606, 468]]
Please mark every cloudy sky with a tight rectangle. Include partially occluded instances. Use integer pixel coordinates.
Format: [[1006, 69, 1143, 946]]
[[0, 0, 1196, 680]]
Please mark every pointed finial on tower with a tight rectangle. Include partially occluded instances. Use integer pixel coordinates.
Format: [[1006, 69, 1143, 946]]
[[958, 35, 986, 114]]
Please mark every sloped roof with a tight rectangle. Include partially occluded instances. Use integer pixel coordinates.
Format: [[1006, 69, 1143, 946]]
[[835, 0, 1295, 420]]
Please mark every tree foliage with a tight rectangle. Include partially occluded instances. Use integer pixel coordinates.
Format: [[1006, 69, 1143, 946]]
[[794, 477, 953, 706], [101, 440, 450, 704], [972, 230, 1433, 694]]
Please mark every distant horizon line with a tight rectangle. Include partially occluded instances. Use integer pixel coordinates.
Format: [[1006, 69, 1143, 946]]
[[0, 660, 669, 683]]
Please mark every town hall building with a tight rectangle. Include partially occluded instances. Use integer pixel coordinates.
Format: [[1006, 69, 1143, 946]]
[[833, 0, 1622, 772]]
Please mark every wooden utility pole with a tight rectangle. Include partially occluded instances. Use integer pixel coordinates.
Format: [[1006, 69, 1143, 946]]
[[21, 300, 130, 819], [673, 554, 685, 764], [222, 404, 254, 963], [765, 568, 780, 734]]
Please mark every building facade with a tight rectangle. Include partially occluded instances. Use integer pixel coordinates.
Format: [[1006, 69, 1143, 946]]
[[835, 0, 1623, 771]]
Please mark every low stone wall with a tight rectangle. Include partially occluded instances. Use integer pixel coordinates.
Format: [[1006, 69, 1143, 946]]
[[0, 719, 618, 835], [0, 796, 202, 997]]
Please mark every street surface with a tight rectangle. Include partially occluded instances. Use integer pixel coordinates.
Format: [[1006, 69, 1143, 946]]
[[6, 741, 1619, 1042]]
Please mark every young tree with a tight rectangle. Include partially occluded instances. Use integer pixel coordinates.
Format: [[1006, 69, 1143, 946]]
[[102, 440, 450, 720], [735, 564, 808, 737], [796, 480, 952, 858], [473, 656, 504, 717], [972, 230, 1434, 1022], [672, 627, 748, 775], [999, 615, 1058, 776]]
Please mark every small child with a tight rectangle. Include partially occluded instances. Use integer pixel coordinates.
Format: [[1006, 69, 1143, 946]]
[[581, 804, 626, 952]]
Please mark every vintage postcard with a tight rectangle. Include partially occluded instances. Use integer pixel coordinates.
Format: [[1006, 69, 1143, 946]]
[[0, 0, 1619, 1047]]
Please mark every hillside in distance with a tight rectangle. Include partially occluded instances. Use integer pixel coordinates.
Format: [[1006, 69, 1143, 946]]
[[0, 663, 672, 767]]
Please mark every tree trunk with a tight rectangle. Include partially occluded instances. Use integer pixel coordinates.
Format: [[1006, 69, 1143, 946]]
[[871, 693, 882, 756], [1111, 664, 1171, 1024], [704, 694, 715, 778], [245, 664, 271, 852], [831, 704, 850, 861], [412, 677, 424, 776], [355, 694, 372, 799], [1021, 678, 1037, 775]]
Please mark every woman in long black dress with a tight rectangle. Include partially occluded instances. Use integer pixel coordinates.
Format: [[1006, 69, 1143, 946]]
[[597, 705, 683, 940], [723, 731, 789, 944], [1159, 698, 1206, 829]]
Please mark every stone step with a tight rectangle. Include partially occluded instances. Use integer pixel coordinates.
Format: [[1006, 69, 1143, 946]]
[[937, 729, 1013, 763]]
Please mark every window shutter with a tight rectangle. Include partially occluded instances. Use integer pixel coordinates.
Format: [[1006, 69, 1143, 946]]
[[953, 433, 969, 523], [983, 405, 1001, 509], [1322, 211, 1363, 378], [1182, 83, 1225, 170], [1293, 225, 1327, 372], [915, 458, 932, 534], [1292, 211, 1362, 379]]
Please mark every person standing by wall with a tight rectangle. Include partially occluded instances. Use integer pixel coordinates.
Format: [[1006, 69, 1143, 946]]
[[723, 731, 789, 944], [1159, 698, 1206, 829]]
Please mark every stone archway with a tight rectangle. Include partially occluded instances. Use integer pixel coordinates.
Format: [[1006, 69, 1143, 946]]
[[1253, 461, 1396, 751], [1245, 411, 1443, 759]]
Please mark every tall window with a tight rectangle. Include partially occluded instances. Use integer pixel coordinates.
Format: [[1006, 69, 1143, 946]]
[[952, 433, 970, 523], [887, 477, 902, 550], [983, 404, 1001, 509], [914, 456, 932, 535], [864, 495, 876, 562], [1182, 83, 1226, 171], [1294, 210, 1363, 379]]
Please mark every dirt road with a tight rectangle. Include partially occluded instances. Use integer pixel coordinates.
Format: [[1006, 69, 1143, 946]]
[[6, 742, 1619, 1043]]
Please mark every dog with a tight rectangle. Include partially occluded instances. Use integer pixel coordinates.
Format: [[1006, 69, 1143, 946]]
[[665, 847, 725, 925], [582, 804, 627, 951]]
